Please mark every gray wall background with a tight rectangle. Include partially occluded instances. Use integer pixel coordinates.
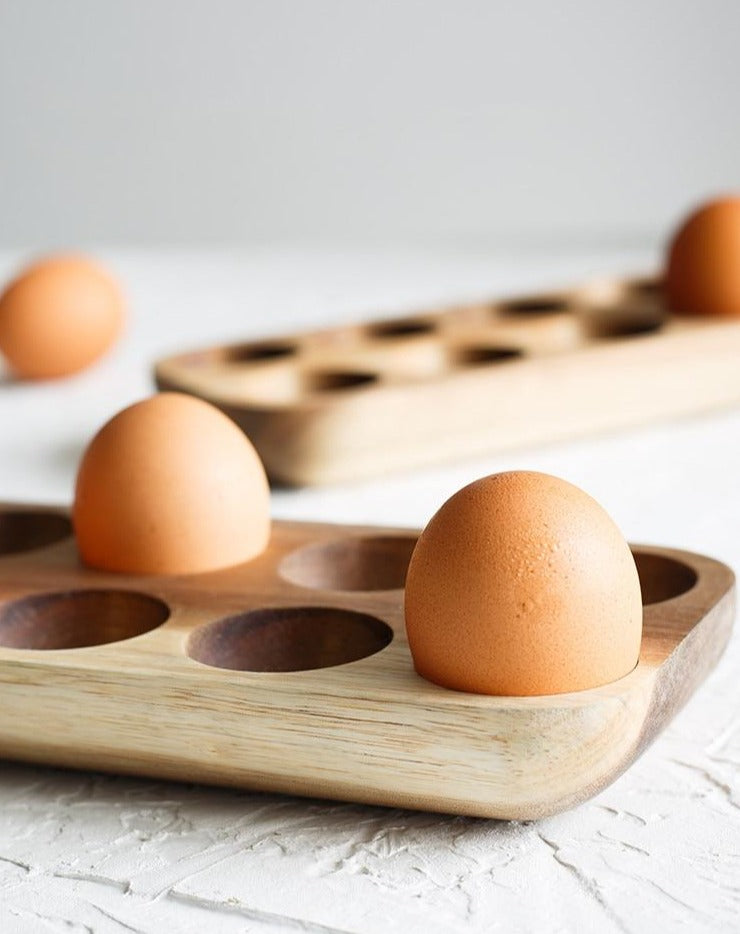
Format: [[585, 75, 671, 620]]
[[1, 0, 739, 247]]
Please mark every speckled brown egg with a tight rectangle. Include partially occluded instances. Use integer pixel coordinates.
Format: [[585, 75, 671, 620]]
[[0, 254, 124, 379], [74, 393, 271, 575], [404, 471, 642, 696], [666, 197, 740, 317]]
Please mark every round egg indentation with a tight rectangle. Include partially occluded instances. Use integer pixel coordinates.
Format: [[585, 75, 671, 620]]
[[0, 589, 170, 650], [187, 606, 393, 672]]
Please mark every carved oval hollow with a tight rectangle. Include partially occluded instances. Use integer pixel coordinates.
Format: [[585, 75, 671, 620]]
[[633, 550, 698, 605], [303, 370, 378, 393], [223, 340, 299, 364], [628, 278, 663, 299], [0, 590, 170, 650], [498, 297, 571, 317], [586, 313, 665, 340], [450, 344, 524, 367], [366, 317, 438, 339], [280, 535, 418, 592], [0, 510, 72, 557], [188, 606, 393, 672]]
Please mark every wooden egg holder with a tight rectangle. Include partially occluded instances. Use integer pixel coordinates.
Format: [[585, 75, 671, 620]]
[[155, 275, 740, 485], [0, 504, 733, 820]]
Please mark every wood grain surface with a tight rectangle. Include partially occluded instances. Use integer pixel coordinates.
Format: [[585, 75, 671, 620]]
[[0, 503, 733, 819], [154, 276, 740, 485]]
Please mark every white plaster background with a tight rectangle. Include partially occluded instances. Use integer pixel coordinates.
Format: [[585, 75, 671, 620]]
[[2, 2, 740, 247], [0, 247, 738, 933]]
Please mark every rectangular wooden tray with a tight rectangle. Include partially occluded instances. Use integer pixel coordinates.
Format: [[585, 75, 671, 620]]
[[154, 275, 740, 485], [0, 504, 733, 819]]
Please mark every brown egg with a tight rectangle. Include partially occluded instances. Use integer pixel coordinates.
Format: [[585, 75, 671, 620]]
[[74, 393, 271, 575], [0, 254, 124, 379], [665, 196, 740, 317], [404, 471, 642, 696]]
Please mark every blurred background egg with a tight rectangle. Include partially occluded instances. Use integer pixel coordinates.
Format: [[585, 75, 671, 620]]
[[0, 254, 124, 379], [404, 471, 643, 696], [665, 196, 740, 318], [73, 393, 271, 575]]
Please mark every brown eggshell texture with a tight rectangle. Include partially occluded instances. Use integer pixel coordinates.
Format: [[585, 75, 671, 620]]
[[0, 254, 124, 379], [74, 393, 271, 575], [404, 471, 643, 696], [666, 196, 740, 318]]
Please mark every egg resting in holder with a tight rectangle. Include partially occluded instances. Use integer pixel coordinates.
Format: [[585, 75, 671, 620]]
[[404, 471, 642, 696], [74, 393, 271, 575], [666, 196, 740, 318]]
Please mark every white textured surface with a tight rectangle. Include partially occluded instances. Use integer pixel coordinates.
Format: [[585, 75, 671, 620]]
[[0, 247, 738, 933]]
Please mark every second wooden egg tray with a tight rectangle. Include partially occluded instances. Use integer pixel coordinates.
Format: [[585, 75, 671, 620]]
[[0, 503, 733, 820], [155, 275, 740, 484]]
